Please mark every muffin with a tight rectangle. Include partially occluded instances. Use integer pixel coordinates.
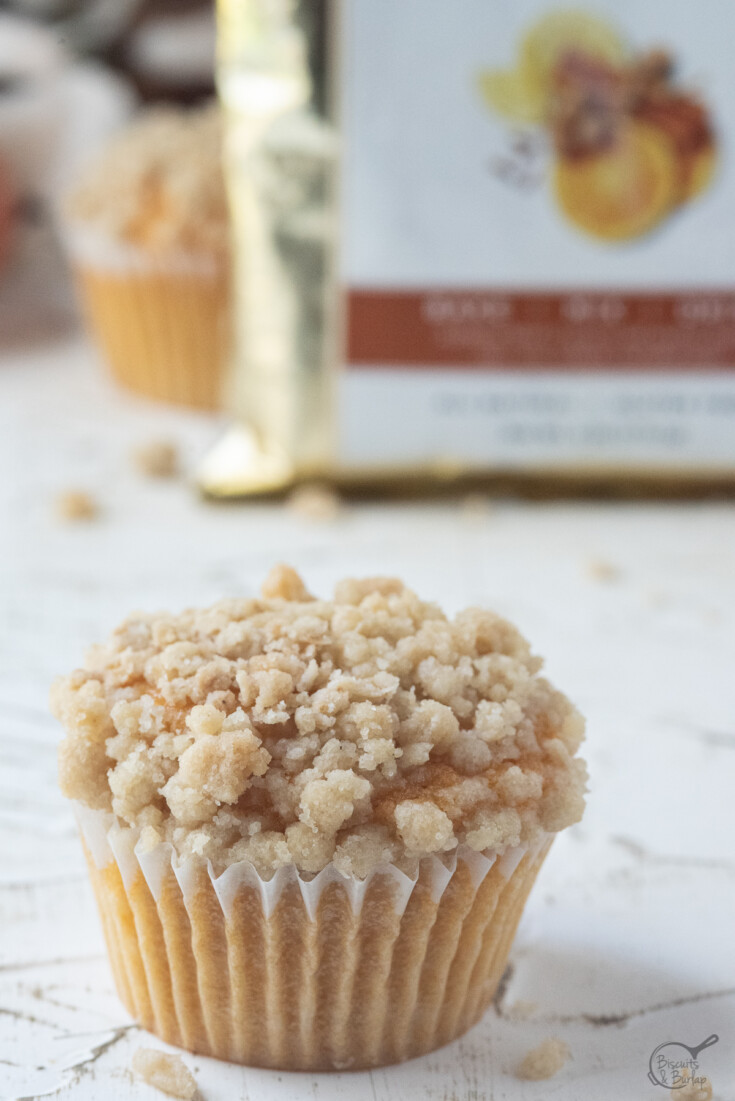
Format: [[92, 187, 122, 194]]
[[63, 106, 229, 410], [52, 566, 587, 1070]]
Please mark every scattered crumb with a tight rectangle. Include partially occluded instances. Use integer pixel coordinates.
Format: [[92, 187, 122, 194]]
[[506, 999, 538, 1021], [133, 440, 179, 479], [460, 493, 493, 521], [131, 1049, 197, 1099], [586, 558, 620, 583], [287, 482, 341, 522], [672, 1070, 713, 1100], [516, 1037, 571, 1081], [55, 489, 99, 522]]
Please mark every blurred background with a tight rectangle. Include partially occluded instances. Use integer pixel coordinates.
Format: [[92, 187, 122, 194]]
[[3, 0, 735, 496]]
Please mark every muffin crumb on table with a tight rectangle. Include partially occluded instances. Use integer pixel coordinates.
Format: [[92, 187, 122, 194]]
[[671, 1070, 713, 1101], [515, 1037, 571, 1080], [130, 1049, 197, 1099], [132, 440, 180, 479], [52, 565, 586, 877], [287, 482, 341, 522], [460, 493, 493, 521], [55, 489, 99, 522], [506, 999, 538, 1021], [586, 557, 621, 583]]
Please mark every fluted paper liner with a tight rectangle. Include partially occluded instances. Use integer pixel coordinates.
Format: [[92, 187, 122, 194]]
[[75, 804, 551, 1070], [64, 224, 229, 411]]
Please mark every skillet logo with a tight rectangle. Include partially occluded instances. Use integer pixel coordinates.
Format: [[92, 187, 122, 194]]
[[648, 1034, 718, 1089]]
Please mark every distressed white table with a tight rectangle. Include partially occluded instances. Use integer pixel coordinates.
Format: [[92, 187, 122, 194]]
[[1, 334, 734, 1101]]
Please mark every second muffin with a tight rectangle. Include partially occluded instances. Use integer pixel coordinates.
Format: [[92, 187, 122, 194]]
[[52, 566, 587, 1070], [63, 106, 229, 410]]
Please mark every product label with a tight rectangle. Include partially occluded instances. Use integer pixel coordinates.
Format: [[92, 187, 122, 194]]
[[337, 0, 735, 471]]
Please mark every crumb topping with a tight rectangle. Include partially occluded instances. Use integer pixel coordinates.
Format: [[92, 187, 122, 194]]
[[52, 565, 587, 878], [65, 105, 227, 256]]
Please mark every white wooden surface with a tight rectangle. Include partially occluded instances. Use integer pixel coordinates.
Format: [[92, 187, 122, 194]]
[[2, 334, 734, 1101]]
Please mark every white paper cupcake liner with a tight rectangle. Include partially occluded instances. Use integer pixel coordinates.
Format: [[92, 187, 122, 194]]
[[75, 803, 551, 1070], [63, 221, 223, 278]]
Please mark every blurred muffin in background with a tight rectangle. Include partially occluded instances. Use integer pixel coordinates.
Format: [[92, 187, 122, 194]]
[[63, 105, 229, 410]]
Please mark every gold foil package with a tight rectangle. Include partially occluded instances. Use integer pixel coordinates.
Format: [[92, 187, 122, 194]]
[[203, 1, 735, 496]]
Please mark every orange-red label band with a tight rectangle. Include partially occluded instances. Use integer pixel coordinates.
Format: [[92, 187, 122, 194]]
[[347, 290, 735, 369]]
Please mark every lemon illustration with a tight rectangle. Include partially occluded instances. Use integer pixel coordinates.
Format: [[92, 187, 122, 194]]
[[684, 146, 717, 201], [521, 9, 628, 88], [478, 66, 546, 124], [480, 10, 627, 126], [553, 121, 678, 240]]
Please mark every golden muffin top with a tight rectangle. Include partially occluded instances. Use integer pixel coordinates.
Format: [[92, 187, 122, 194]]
[[52, 566, 586, 878], [65, 105, 228, 257]]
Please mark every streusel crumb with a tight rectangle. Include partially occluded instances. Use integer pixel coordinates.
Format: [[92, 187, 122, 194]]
[[516, 1037, 571, 1080], [671, 1070, 713, 1101], [55, 489, 99, 522], [131, 1049, 197, 1099], [586, 558, 621, 583], [287, 483, 341, 522], [132, 440, 179, 479], [52, 567, 586, 877], [506, 999, 538, 1021]]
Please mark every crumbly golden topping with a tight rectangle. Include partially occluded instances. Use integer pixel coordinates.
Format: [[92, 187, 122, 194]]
[[52, 566, 586, 878], [65, 105, 227, 256]]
